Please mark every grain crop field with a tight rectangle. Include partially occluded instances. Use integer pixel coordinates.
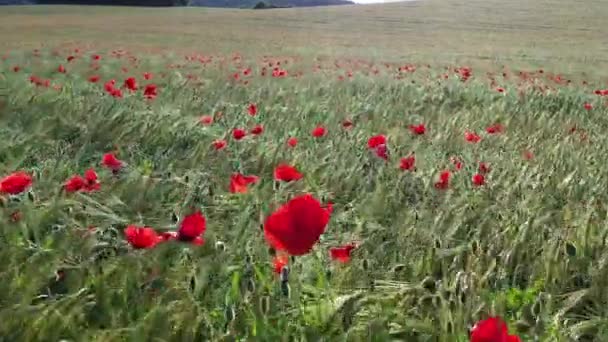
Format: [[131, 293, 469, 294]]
[[1, 0, 608, 341]]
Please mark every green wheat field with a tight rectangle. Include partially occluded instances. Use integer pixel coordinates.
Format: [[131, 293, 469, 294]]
[[1, 0, 608, 340]]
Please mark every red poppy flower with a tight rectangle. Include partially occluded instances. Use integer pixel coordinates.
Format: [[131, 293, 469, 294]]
[[92, 54, 101, 61], [486, 123, 503, 134], [478, 162, 491, 174], [274, 164, 303, 182], [0, 172, 33, 195], [251, 124, 264, 135], [123, 77, 138, 91], [465, 131, 482, 143], [229, 173, 259, 193], [57, 64, 66, 73], [233, 128, 247, 140], [451, 157, 463, 171], [470, 317, 521, 342], [342, 119, 354, 129], [247, 103, 257, 116], [67, 55, 75, 62], [83, 168, 100, 192], [312, 126, 327, 138], [472, 173, 485, 186], [496, 87, 505, 93], [367, 135, 387, 149], [329, 244, 356, 263], [409, 123, 426, 135], [64, 175, 86, 193], [88, 75, 100, 83], [584, 102, 593, 110], [264, 194, 330, 255], [102, 153, 124, 172], [143, 72, 153, 80], [177, 211, 206, 243], [434, 170, 451, 190], [400, 155, 416, 171], [12, 66, 20, 72], [199, 115, 213, 126], [212, 139, 227, 150], [374, 144, 389, 160], [287, 137, 298, 147], [110, 88, 123, 98], [143, 84, 157, 99], [124, 225, 160, 249], [523, 150, 534, 160], [273, 254, 289, 274], [10, 210, 22, 223], [104, 80, 116, 92]]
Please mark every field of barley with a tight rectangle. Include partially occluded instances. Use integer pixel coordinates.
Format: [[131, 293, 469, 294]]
[[1, 0, 608, 340]]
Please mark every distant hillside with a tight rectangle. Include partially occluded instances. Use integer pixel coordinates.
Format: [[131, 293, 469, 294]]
[[0, 0, 355, 6], [190, 0, 354, 7]]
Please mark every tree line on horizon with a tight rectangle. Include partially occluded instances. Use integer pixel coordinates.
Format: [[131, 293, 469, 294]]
[[0, 0, 354, 7]]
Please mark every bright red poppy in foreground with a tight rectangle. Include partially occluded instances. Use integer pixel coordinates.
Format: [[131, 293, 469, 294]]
[[124, 77, 138, 91], [478, 162, 491, 174], [0, 172, 33, 195], [486, 123, 503, 134], [251, 124, 264, 135], [65, 169, 100, 193], [329, 244, 356, 263], [400, 155, 416, 171], [435, 170, 451, 190], [470, 317, 520, 342], [102, 153, 124, 172], [143, 84, 158, 99], [465, 131, 482, 143], [312, 126, 327, 138], [65, 175, 86, 193], [177, 211, 206, 244], [472, 173, 485, 186], [124, 225, 160, 249], [274, 164, 303, 182], [409, 123, 426, 135], [248, 103, 258, 116], [287, 137, 298, 147], [367, 135, 387, 149], [229, 173, 259, 193], [233, 128, 247, 140], [264, 194, 330, 255], [213, 139, 227, 150], [199, 115, 213, 126]]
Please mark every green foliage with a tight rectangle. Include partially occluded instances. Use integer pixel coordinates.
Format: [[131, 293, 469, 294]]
[[2, 46, 608, 341]]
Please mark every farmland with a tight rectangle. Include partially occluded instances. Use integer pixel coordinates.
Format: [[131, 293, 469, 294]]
[[1, 0, 608, 340]]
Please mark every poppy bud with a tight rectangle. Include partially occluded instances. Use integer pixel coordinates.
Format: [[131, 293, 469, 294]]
[[260, 296, 271, 315], [215, 241, 226, 252], [280, 265, 289, 283], [280, 282, 290, 297], [27, 191, 36, 202], [392, 264, 406, 273], [446, 320, 454, 334], [565, 242, 577, 257], [246, 278, 255, 292], [224, 306, 235, 322], [362, 258, 369, 270], [189, 276, 196, 292], [421, 276, 436, 292]]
